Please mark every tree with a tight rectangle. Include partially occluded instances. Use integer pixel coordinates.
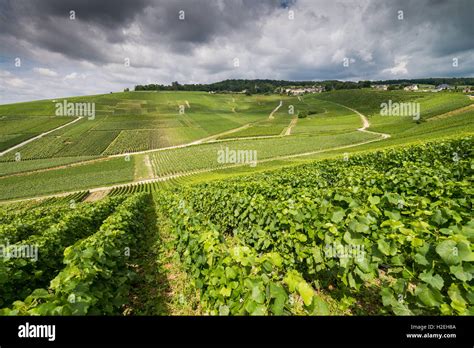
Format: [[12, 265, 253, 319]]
[[298, 110, 308, 118], [171, 81, 181, 90]]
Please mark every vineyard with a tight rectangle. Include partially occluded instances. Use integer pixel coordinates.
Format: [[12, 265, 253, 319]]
[[0, 193, 154, 314], [103, 129, 169, 155], [149, 131, 378, 177], [0, 88, 472, 317], [1, 89, 472, 201], [0, 91, 281, 162], [0, 136, 472, 316], [153, 136, 473, 315]]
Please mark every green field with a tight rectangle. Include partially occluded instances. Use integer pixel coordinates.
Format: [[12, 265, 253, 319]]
[[0, 87, 472, 317], [0, 89, 472, 201], [1, 136, 472, 316], [313, 89, 473, 119]]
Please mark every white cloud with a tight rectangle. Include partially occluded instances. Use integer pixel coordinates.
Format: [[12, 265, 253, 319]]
[[0, 70, 12, 78], [382, 57, 409, 76], [64, 72, 88, 80], [4, 77, 27, 88], [33, 67, 58, 77], [64, 72, 77, 79]]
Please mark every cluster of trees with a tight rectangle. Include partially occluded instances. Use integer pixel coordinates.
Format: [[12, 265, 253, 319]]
[[298, 109, 319, 118], [373, 78, 474, 87], [135, 80, 303, 93], [134, 79, 373, 94], [133, 78, 473, 94]]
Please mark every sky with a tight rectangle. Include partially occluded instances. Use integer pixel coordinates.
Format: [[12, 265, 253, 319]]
[[0, 0, 473, 103]]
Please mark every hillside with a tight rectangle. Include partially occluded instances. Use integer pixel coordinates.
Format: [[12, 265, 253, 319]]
[[0, 89, 473, 201], [1, 136, 472, 315]]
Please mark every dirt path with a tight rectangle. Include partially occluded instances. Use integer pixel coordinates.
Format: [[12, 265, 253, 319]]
[[83, 189, 110, 202], [2, 101, 283, 176], [269, 101, 283, 119], [143, 154, 154, 178], [0, 156, 112, 179], [133, 154, 155, 180], [1, 130, 387, 204], [0, 116, 82, 157], [1, 102, 392, 203], [0, 122, 257, 179], [282, 118, 298, 136], [324, 101, 391, 139], [427, 103, 474, 122]]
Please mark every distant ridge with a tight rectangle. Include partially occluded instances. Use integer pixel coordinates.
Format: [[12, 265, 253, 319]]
[[135, 77, 474, 93]]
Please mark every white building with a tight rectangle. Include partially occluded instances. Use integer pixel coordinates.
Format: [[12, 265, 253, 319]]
[[372, 84, 389, 91], [285, 86, 325, 95], [404, 84, 419, 91]]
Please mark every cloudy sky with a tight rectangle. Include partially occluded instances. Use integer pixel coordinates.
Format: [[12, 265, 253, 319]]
[[0, 0, 473, 103]]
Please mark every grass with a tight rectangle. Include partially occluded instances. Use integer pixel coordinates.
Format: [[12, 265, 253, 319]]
[[137, 207, 202, 315], [0, 157, 135, 201], [291, 98, 362, 135]]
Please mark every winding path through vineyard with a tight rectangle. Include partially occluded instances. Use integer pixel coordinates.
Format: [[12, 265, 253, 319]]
[[2, 105, 392, 204], [268, 100, 283, 119], [323, 100, 391, 139], [0, 100, 394, 204], [0, 116, 82, 157], [283, 118, 298, 136]]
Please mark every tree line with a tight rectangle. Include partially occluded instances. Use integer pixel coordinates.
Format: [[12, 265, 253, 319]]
[[134, 78, 473, 94]]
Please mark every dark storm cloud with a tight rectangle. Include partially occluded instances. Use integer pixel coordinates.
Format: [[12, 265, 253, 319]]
[[363, 0, 474, 56], [0, 0, 280, 63], [1, 0, 473, 103], [29, 0, 151, 28], [0, 0, 150, 29], [0, 0, 153, 63], [139, 0, 280, 52], [2, 0, 473, 66]]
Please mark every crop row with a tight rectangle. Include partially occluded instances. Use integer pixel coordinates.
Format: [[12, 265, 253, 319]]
[[0, 204, 78, 245], [1, 193, 153, 315], [37, 191, 90, 206], [0, 192, 89, 228], [102, 130, 169, 155], [0, 196, 126, 307], [155, 136, 473, 315], [150, 131, 378, 177], [108, 182, 164, 196]]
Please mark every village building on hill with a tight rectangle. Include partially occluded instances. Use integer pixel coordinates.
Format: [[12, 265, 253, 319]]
[[434, 84, 453, 92], [371, 84, 389, 91], [403, 84, 419, 91], [284, 85, 325, 95]]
